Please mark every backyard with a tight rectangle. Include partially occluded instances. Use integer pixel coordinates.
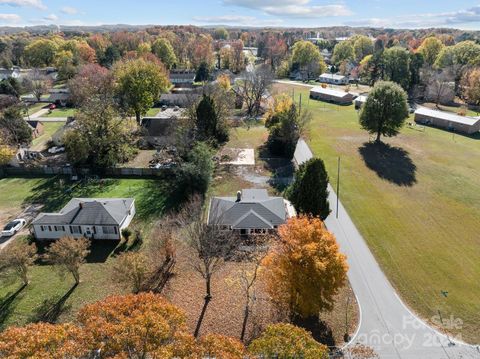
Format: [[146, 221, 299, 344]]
[[0, 176, 177, 329], [273, 83, 480, 342], [207, 123, 359, 346], [30, 122, 64, 151]]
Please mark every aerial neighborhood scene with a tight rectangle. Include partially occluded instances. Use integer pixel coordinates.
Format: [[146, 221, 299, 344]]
[[0, 0, 480, 358]]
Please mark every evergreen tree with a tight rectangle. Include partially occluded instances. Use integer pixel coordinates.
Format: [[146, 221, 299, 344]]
[[195, 62, 210, 82], [0, 106, 32, 145], [287, 158, 330, 220], [195, 94, 228, 144]]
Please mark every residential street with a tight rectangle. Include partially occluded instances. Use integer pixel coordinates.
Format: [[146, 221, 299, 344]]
[[325, 185, 480, 358]]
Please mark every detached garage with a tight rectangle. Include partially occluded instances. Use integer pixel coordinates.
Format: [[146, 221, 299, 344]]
[[414, 107, 480, 135]]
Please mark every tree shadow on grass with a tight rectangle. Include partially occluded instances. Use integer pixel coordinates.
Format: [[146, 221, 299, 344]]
[[258, 144, 295, 192], [0, 284, 27, 329], [23, 176, 119, 212], [293, 315, 336, 348], [29, 284, 77, 323], [358, 142, 417, 187]]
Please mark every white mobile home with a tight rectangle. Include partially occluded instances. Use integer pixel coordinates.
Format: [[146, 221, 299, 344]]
[[310, 87, 355, 105], [414, 107, 480, 135], [318, 73, 349, 85]]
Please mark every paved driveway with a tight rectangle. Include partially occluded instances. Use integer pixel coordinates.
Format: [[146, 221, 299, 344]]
[[0, 204, 42, 251], [325, 185, 479, 358]]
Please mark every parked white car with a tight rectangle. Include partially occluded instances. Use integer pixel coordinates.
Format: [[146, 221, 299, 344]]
[[48, 146, 65, 154], [1, 219, 26, 237]]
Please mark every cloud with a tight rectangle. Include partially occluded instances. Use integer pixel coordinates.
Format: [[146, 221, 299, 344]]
[[0, 13, 21, 23], [61, 6, 79, 15], [0, 0, 46, 10], [223, 0, 352, 18], [193, 14, 283, 26], [345, 5, 480, 28], [43, 13, 58, 22]]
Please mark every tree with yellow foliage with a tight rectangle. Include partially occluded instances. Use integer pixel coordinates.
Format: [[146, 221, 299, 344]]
[[263, 216, 348, 318], [199, 334, 246, 359], [217, 73, 232, 91], [0, 142, 15, 166], [249, 323, 329, 359]]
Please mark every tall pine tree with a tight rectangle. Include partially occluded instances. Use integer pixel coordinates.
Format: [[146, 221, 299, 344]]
[[287, 158, 330, 220]]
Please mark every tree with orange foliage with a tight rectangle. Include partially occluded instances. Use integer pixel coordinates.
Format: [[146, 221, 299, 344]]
[[248, 323, 329, 359], [0, 323, 86, 358], [263, 216, 348, 318], [199, 334, 246, 359], [77, 42, 97, 64], [77, 292, 193, 358]]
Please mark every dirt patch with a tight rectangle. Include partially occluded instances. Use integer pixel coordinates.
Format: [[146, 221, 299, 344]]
[[219, 148, 255, 166]]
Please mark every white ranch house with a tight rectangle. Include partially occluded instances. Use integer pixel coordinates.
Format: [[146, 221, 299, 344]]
[[32, 198, 135, 240]]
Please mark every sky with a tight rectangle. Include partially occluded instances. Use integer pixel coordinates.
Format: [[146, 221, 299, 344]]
[[0, 0, 479, 29]]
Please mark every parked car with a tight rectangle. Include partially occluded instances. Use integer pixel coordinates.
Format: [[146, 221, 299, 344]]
[[49, 103, 56, 110], [1, 219, 26, 237], [48, 146, 65, 154]]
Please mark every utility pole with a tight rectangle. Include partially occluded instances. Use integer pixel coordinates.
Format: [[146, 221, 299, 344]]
[[336, 157, 340, 219]]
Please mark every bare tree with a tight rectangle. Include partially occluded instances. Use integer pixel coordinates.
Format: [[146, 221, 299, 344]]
[[179, 197, 239, 337], [235, 65, 273, 118], [111, 251, 151, 293], [43, 237, 90, 285], [22, 69, 52, 101], [233, 238, 271, 342], [0, 241, 37, 286], [422, 67, 455, 107]]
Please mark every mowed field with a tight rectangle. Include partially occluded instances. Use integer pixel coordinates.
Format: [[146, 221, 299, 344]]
[[273, 83, 480, 343]]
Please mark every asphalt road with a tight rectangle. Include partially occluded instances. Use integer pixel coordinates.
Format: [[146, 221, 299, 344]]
[[325, 185, 480, 358]]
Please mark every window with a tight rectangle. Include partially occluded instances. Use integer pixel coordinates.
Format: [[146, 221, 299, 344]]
[[54, 226, 65, 232], [102, 226, 116, 234], [40, 225, 45, 231], [70, 226, 81, 234]]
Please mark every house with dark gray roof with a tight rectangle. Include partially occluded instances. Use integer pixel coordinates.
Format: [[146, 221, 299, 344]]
[[32, 198, 135, 240], [208, 189, 295, 236]]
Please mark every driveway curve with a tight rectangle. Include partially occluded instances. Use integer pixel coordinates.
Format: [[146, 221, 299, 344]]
[[325, 185, 480, 358]]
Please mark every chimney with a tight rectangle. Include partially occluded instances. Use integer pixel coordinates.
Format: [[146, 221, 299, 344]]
[[79, 202, 83, 209], [236, 190, 242, 202]]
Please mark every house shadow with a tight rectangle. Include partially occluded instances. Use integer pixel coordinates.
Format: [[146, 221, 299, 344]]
[[293, 315, 336, 348], [29, 284, 76, 323], [358, 142, 417, 186], [86, 241, 119, 263]]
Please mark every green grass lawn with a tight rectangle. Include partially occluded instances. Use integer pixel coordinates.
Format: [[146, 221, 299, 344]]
[[146, 107, 160, 117], [30, 122, 64, 150], [274, 83, 480, 343], [44, 108, 76, 118], [26, 103, 47, 116], [0, 176, 177, 329]]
